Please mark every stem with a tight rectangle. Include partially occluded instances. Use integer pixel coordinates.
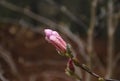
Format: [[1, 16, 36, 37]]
[[73, 59, 103, 79]]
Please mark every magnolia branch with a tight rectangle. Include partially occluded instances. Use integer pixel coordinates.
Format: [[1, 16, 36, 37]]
[[1, 0, 120, 81]]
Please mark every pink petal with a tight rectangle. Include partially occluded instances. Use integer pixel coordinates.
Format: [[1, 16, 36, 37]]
[[52, 31, 60, 36], [44, 29, 52, 37], [49, 36, 66, 52], [52, 31, 66, 46], [56, 36, 66, 46]]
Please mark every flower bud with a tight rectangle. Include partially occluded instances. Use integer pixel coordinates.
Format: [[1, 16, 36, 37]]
[[44, 29, 67, 53]]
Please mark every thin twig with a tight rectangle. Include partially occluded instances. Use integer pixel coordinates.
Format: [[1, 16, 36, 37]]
[[112, 11, 120, 73], [86, 0, 97, 81], [0, 73, 9, 81], [0, 46, 18, 75], [45, 0, 88, 31], [105, 0, 114, 79], [0, 46, 24, 81], [0, 66, 9, 81], [0, 0, 57, 29]]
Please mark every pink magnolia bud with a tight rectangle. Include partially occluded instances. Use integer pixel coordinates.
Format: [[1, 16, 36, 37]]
[[44, 29, 67, 53], [67, 58, 75, 72]]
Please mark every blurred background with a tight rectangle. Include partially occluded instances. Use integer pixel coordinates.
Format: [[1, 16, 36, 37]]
[[0, 0, 120, 81]]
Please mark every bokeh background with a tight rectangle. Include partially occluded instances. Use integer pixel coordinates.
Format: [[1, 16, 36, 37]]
[[0, 0, 120, 81]]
